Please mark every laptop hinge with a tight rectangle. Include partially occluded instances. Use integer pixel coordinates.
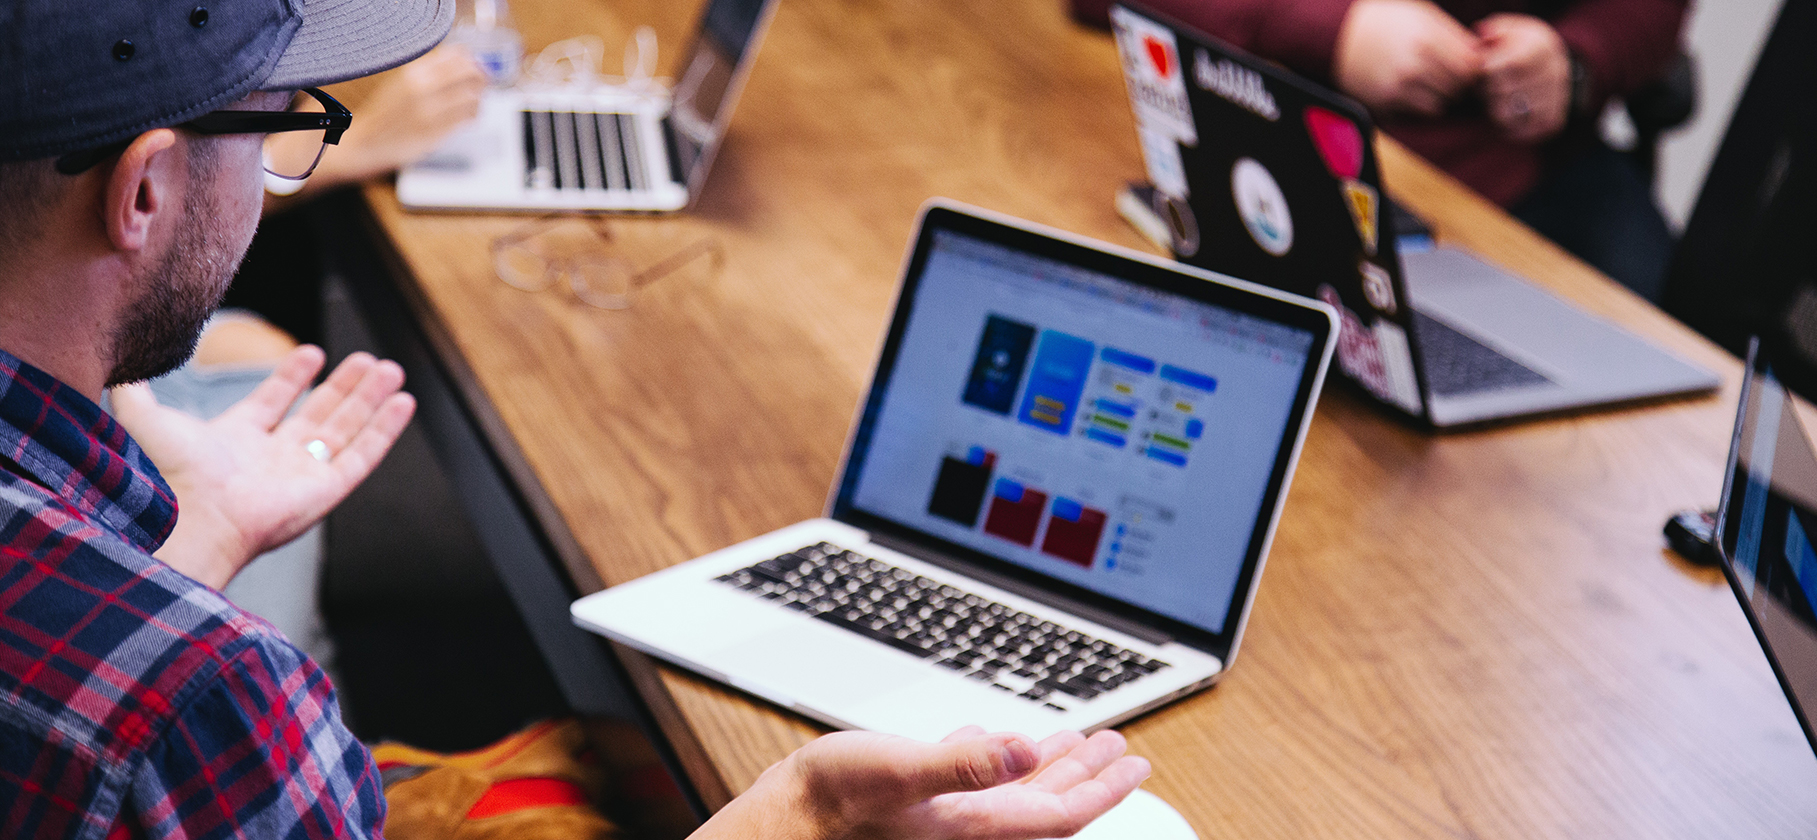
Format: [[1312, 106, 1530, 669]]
[[866, 531, 1175, 647], [659, 116, 685, 189]]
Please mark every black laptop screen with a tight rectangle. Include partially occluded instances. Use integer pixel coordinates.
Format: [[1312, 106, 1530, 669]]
[[837, 213, 1321, 639], [670, 0, 771, 192], [1719, 350, 1817, 754]]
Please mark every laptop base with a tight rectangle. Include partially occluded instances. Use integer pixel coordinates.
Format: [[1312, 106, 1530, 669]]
[[1403, 248, 1719, 428]]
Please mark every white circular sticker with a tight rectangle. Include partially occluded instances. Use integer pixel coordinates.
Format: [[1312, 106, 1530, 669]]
[[1231, 157, 1292, 256], [1360, 261, 1397, 314]]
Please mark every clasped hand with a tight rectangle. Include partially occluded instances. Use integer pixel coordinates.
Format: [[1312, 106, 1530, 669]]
[[112, 346, 416, 589], [1335, 0, 1572, 142]]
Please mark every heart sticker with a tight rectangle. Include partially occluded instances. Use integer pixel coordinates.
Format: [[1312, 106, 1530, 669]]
[[1143, 35, 1173, 80], [1304, 106, 1363, 180]]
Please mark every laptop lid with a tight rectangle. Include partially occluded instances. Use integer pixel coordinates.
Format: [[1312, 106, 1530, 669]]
[[827, 201, 1337, 664], [666, 0, 780, 200], [1717, 339, 1817, 756], [1109, 2, 1432, 422]]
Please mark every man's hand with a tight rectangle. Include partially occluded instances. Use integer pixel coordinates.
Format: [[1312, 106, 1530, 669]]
[[111, 346, 416, 590], [1334, 0, 1484, 117], [1476, 13, 1572, 142], [694, 727, 1150, 840]]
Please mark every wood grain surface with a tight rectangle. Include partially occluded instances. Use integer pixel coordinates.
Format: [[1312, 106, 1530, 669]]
[[355, 0, 1817, 834]]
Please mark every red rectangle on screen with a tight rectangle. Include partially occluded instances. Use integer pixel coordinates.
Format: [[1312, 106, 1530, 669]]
[[1040, 500, 1106, 568], [983, 479, 1046, 546]]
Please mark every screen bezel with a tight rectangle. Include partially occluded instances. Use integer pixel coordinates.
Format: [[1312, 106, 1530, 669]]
[[829, 203, 1335, 661], [1715, 339, 1817, 756]]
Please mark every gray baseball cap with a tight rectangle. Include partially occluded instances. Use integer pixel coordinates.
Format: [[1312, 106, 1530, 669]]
[[0, 0, 454, 162]]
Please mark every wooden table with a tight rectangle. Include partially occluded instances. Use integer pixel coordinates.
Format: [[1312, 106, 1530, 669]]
[[342, 0, 1817, 835]]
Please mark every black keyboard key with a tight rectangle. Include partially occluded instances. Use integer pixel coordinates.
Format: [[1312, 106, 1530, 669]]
[[816, 613, 938, 659], [1054, 678, 1101, 701]]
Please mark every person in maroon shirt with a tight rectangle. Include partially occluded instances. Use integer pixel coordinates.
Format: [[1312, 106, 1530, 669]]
[[1073, 0, 1687, 300]]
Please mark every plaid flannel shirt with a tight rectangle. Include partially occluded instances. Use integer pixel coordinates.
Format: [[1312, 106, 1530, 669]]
[[0, 350, 385, 839]]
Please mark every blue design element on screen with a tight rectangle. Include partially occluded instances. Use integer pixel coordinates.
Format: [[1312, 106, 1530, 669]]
[[966, 446, 991, 466], [1784, 512, 1817, 618], [993, 478, 1026, 502], [1100, 347, 1156, 374], [1085, 428, 1127, 448], [1144, 446, 1188, 467], [961, 315, 1038, 416], [1184, 418, 1205, 439], [1052, 497, 1084, 521], [1093, 398, 1136, 419], [1159, 364, 1218, 393], [1016, 330, 1095, 435]]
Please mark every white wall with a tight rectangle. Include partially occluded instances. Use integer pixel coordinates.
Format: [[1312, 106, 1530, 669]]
[[1655, 0, 1785, 230]]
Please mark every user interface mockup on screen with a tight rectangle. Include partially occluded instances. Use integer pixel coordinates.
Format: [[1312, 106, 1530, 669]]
[[849, 229, 1316, 635], [1722, 358, 1817, 750]]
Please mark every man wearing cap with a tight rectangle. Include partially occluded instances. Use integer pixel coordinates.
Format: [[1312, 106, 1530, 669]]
[[0, 1, 1147, 837]]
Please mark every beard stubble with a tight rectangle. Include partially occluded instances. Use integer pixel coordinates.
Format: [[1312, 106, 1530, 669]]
[[105, 157, 251, 387]]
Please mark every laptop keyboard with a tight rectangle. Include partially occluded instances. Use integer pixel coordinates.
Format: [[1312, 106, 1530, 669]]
[[1413, 311, 1553, 398], [521, 110, 649, 192], [715, 542, 1171, 710]]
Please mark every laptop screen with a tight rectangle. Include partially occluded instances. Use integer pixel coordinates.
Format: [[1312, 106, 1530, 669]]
[[835, 208, 1329, 645], [670, 0, 773, 193], [1719, 347, 1817, 754]]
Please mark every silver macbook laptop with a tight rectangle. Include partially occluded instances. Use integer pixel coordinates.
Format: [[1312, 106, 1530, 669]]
[[571, 200, 1338, 741], [1111, 3, 1718, 428], [396, 0, 778, 212]]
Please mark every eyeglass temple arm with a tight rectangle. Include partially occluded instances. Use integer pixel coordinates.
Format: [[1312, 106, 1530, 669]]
[[302, 88, 351, 145]]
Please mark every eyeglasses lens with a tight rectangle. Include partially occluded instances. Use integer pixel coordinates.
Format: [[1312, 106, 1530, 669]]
[[262, 129, 328, 181], [569, 254, 636, 310], [494, 242, 558, 292]]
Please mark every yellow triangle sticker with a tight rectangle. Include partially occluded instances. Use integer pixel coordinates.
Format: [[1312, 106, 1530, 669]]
[[1342, 179, 1378, 255]]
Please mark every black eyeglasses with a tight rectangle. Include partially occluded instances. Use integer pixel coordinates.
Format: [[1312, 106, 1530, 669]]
[[54, 87, 351, 180]]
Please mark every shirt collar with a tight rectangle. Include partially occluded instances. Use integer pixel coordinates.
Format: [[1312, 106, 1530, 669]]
[[0, 349, 177, 553]]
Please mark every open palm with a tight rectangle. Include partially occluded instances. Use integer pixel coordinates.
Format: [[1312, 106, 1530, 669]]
[[789, 727, 1149, 840], [111, 346, 415, 589]]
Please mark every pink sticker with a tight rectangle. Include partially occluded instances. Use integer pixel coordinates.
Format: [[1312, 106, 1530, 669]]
[[1304, 106, 1363, 180]]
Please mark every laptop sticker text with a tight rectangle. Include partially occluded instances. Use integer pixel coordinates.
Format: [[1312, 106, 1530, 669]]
[[1110, 7, 1198, 146], [1193, 51, 1279, 121]]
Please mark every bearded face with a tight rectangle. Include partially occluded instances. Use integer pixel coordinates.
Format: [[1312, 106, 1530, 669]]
[[104, 142, 255, 387]]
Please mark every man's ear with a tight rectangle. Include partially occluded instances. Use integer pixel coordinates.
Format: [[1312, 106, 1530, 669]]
[[102, 129, 181, 253]]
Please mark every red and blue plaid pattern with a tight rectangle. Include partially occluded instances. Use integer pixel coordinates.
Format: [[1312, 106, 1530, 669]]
[[0, 350, 385, 839]]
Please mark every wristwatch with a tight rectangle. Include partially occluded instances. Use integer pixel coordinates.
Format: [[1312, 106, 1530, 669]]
[[1567, 50, 1594, 118]]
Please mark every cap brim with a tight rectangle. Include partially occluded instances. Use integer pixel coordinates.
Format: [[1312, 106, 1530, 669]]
[[262, 0, 454, 90]]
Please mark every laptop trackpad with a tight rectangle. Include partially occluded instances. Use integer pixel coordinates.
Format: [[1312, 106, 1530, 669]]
[[707, 625, 933, 708]]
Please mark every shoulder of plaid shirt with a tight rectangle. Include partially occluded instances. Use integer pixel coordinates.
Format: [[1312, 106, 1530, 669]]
[[0, 349, 385, 840]]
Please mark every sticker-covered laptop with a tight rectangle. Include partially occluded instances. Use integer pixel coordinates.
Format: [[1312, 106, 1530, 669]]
[[571, 200, 1337, 740], [1111, 2, 1717, 427]]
